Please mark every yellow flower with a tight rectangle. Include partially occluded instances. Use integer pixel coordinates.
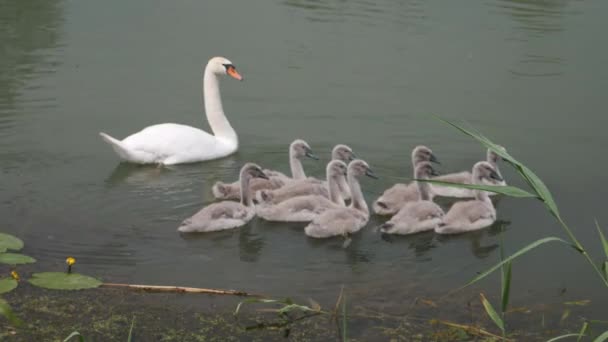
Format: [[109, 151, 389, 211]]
[[10, 270, 19, 281], [66, 257, 76, 266]]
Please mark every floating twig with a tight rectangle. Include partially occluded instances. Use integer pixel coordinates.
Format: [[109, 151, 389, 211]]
[[101, 283, 261, 297]]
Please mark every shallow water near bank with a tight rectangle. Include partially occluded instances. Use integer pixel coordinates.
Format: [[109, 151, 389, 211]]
[[1, 0, 607, 337]]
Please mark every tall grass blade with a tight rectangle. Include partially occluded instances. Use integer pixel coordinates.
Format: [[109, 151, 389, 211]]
[[0, 298, 22, 327], [464, 237, 574, 288], [577, 321, 589, 342], [594, 330, 608, 342], [596, 220, 608, 259], [500, 257, 512, 315], [63, 331, 85, 342], [127, 316, 135, 342], [480, 293, 504, 333], [417, 179, 537, 198], [547, 334, 584, 342], [342, 293, 347, 342]]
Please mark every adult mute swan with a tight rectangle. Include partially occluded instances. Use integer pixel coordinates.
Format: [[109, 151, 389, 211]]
[[99, 56, 243, 165]]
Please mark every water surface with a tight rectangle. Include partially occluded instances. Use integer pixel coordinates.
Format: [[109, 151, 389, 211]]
[[1, 0, 607, 322]]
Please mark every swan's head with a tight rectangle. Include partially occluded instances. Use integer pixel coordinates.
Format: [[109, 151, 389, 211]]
[[332, 144, 356, 162], [240, 163, 269, 180], [414, 162, 440, 179], [412, 145, 439, 166], [348, 159, 378, 179], [327, 160, 348, 178], [472, 161, 503, 183], [290, 139, 318, 160], [207, 56, 243, 81], [487, 146, 507, 164]]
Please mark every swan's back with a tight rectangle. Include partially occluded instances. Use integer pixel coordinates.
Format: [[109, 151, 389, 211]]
[[257, 179, 328, 204], [372, 183, 419, 215], [382, 201, 444, 235], [304, 207, 368, 238], [436, 200, 495, 234], [257, 195, 339, 222], [178, 201, 253, 233], [122, 123, 237, 164]]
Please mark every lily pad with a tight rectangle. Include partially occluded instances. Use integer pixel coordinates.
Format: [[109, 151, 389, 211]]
[[29, 272, 102, 290], [0, 253, 36, 265], [0, 278, 18, 294], [0, 233, 23, 253]]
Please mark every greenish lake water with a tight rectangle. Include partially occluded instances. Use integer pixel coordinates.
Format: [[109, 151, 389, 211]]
[[1, 0, 606, 328]]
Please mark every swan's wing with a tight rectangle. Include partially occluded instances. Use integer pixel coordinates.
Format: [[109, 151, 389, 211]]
[[122, 123, 233, 163], [433, 171, 471, 184], [373, 183, 418, 215], [207, 202, 248, 220], [305, 208, 364, 238]]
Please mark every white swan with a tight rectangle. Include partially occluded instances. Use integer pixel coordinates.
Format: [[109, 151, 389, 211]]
[[373, 145, 439, 216], [430, 148, 507, 198], [435, 161, 503, 235], [379, 162, 445, 235], [304, 159, 377, 239], [177, 163, 267, 233], [100, 56, 243, 165], [256, 160, 347, 222], [255, 144, 355, 204], [211, 139, 317, 200]]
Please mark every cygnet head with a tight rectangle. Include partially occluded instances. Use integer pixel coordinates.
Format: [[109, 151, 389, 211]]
[[290, 139, 318, 160], [472, 161, 503, 183], [327, 160, 348, 178], [240, 163, 269, 180], [332, 144, 356, 162], [412, 145, 439, 165], [207, 56, 243, 81], [414, 162, 440, 179], [348, 159, 378, 179]]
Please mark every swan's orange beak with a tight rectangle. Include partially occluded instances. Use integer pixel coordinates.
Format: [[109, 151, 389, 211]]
[[227, 66, 243, 81]]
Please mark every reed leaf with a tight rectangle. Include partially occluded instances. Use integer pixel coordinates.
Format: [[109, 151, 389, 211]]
[[464, 237, 574, 288], [596, 220, 608, 260], [594, 330, 608, 342], [480, 293, 504, 333], [0, 298, 22, 327], [127, 316, 135, 342], [577, 321, 589, 342], [546, 334, 584, 342], [417, 179, 537, 198], [63, 331, 84, 342], [501, 261, 512, 316], [342, 293, 347, 342]]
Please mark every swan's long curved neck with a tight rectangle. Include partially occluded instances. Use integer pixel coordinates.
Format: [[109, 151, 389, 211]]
[[327, 173, 346, 206], [289, 153, 306, 180], [239, 174, 253, 206], [348, 174, 368, 214], [472, 173, 492, 204], [415, 174, 431, 201], [203, 68, 238, 145]]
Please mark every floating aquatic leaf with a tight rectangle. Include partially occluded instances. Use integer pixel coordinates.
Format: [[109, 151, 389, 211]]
[[29, 272, 102, 290], [0, 278, 18, 294], [0, 298, 22, 326], [0, 233, 23, 253], [0, 253, 36, 265], [480, 293, 504, 333]]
